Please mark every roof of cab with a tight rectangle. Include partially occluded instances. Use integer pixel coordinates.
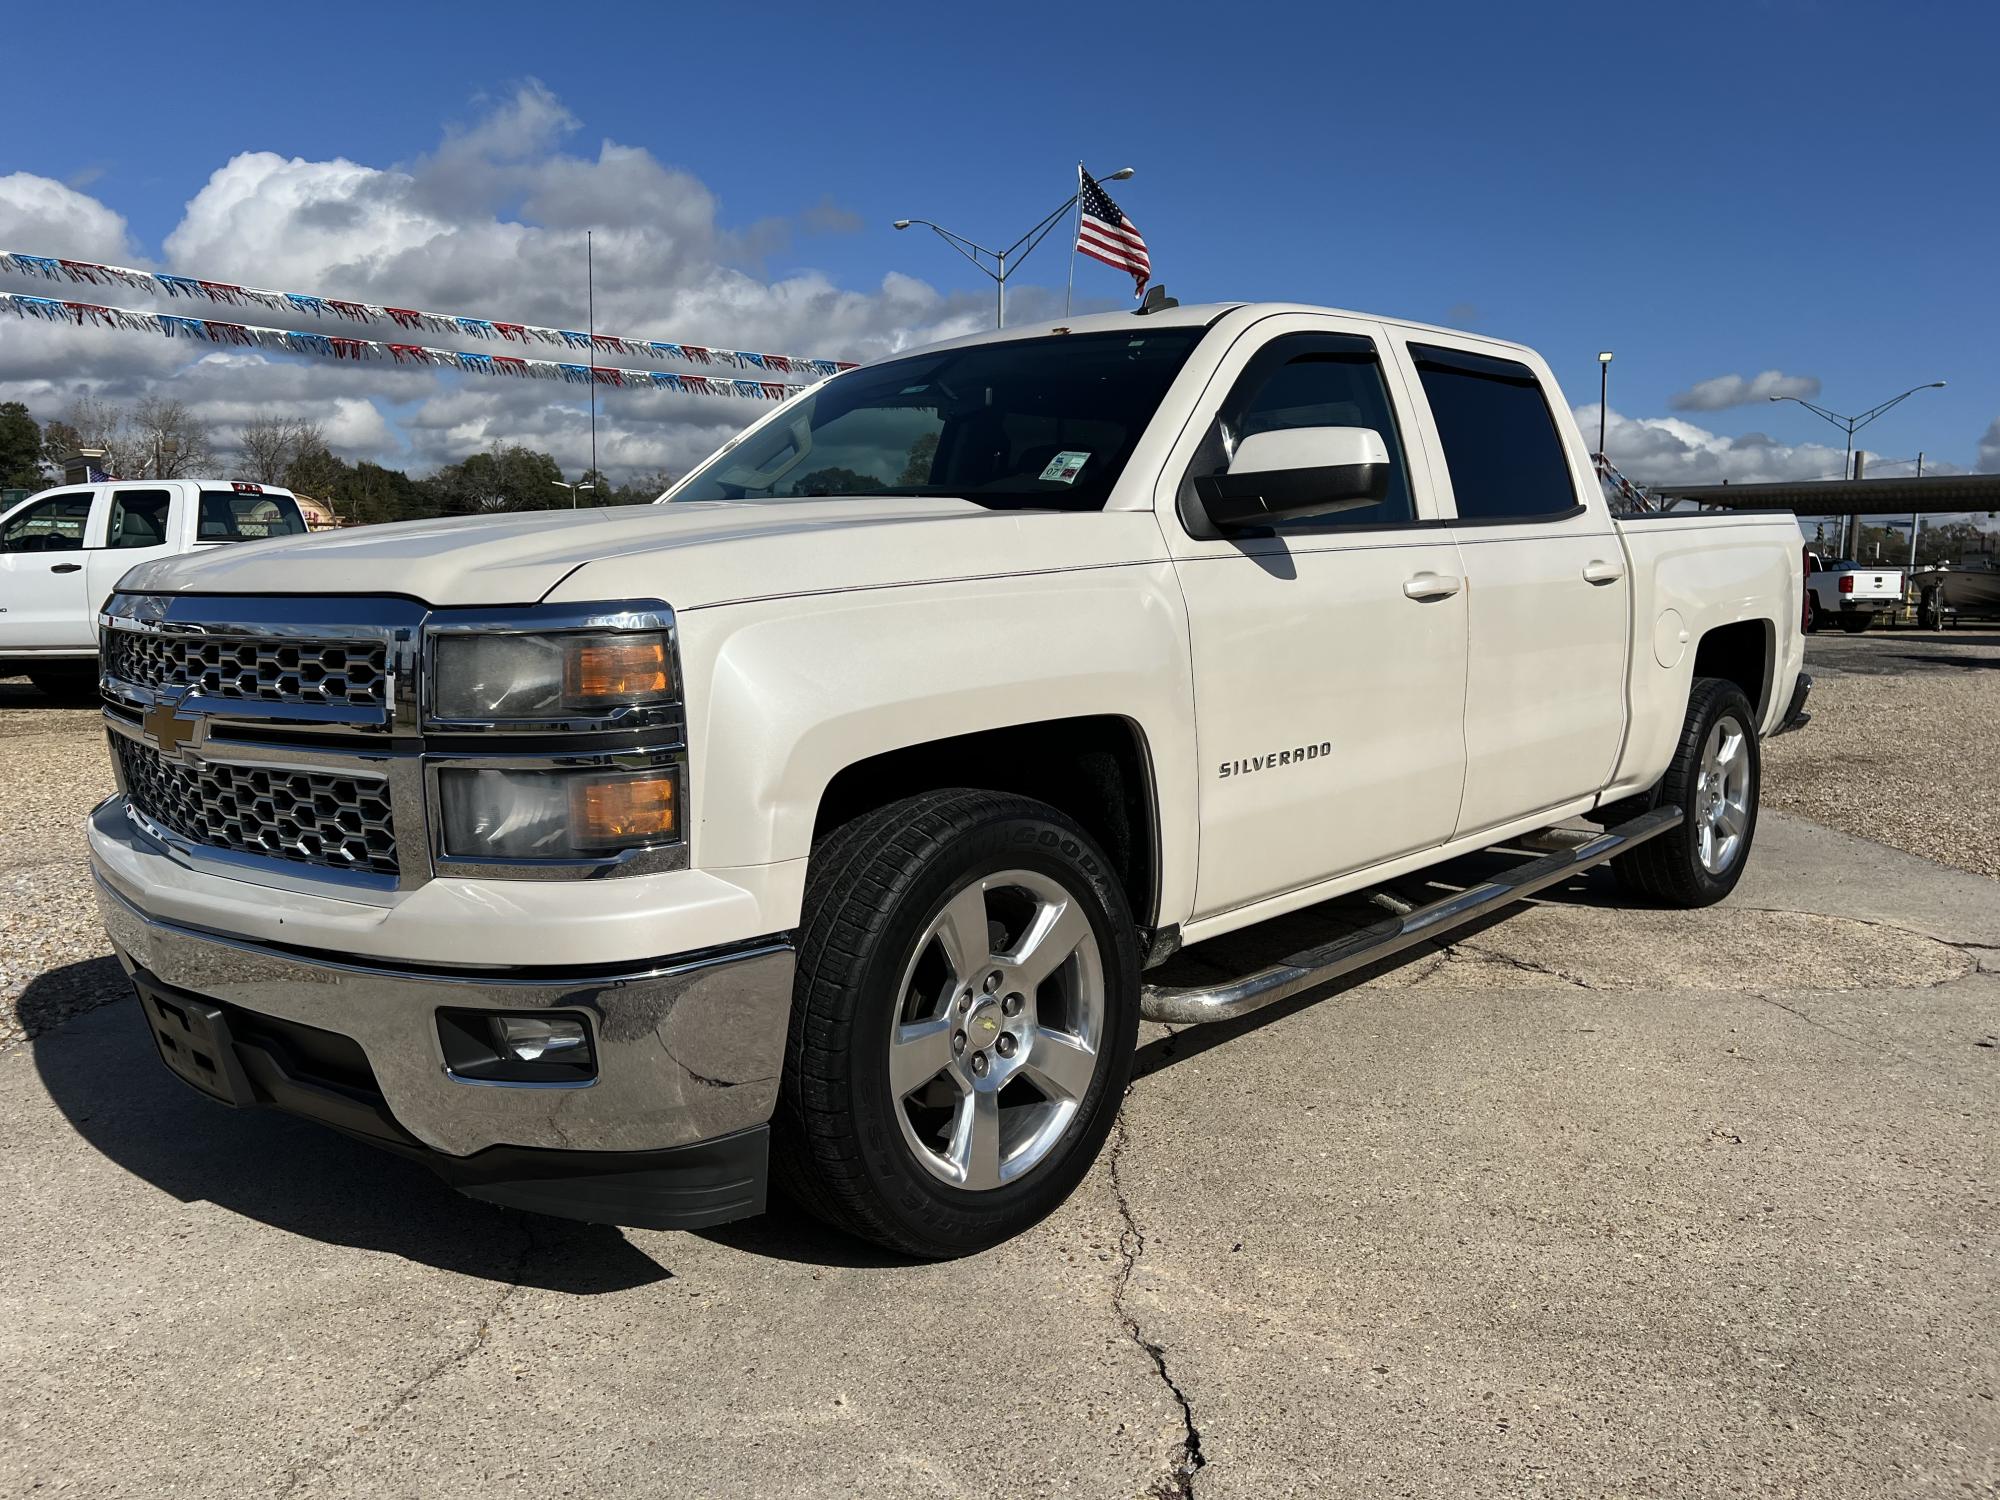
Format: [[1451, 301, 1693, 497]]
[[901, 301, 1539, 360]]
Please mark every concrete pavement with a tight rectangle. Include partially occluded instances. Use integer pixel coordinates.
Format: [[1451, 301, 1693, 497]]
[[2, 811, 1995, 1498]]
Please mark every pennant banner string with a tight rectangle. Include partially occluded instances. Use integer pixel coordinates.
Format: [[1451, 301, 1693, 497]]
[[0, 249, 859, 377], [0, 293, 817, 402]]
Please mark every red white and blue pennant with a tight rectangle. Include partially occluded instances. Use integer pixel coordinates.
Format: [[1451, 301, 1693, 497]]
[[1, 250, 857, 378], [1, 293, 811, 401]]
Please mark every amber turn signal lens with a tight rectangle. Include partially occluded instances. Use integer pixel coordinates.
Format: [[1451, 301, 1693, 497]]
[[571, 772, 677, 850], [565, 635, 671, 706]]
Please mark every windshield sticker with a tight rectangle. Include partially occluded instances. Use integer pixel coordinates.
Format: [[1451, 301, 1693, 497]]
[[1040, 450, 1091, 484]]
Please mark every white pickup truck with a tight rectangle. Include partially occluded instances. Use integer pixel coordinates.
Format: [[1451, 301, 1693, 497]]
[[87, 302, 1811, 1257], [0, 479, 308, 696], [1802, 552, 1903, 633]]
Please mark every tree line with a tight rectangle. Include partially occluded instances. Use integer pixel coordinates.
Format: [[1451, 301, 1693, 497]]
[[0, 399, 674, 526]]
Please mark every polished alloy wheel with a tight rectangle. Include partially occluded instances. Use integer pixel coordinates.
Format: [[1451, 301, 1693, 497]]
[[888, 868, 1105, 1190], [1693, 714, 1751, 875]]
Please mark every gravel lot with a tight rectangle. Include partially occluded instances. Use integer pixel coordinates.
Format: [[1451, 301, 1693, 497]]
[[1764, 626, 2000, 878], [0, 678, 116, 1050]]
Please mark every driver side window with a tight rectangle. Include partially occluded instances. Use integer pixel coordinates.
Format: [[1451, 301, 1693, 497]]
[[1179, 334, 1415, 530], [0, 493, 94, 553]]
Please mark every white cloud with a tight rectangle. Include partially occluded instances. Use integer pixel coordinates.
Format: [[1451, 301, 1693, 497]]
[[1669, 369, 1821, 411], [0, 171, 139, 263], [1979, 417, 2000, 473], [0, 82, 1005, 483]]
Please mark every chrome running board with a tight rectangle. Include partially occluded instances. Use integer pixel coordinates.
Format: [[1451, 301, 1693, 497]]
[[1139, 805, 1684, 1026]]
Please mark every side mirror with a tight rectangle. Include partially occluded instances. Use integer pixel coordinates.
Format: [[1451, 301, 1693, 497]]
[[1192, 426, 1392, 529]]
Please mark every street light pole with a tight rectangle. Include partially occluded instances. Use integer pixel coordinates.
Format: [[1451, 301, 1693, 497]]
[[895, 166, 1135, 330], [1770, 381, 1946, 557], [552, 480, 596, 509]]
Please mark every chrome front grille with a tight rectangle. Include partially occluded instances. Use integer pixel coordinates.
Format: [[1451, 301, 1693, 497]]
[[112, 735, 400, 878], [104, 629, 389, 710]]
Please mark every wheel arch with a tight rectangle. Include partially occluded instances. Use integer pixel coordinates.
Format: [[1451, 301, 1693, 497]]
[[1690, 618, 1775, 722], [810, 715, 1164, 929]]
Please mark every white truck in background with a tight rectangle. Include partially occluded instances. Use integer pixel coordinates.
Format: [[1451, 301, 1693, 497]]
[[0, 479, 308, 697], [87, 301, 1812, 1258], [1802, 551, 1904, 633]]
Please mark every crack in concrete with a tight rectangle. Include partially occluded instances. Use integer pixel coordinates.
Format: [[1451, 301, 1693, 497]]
[[273, 1216, 536, 1497], [1109, 1104, 1207, 1499], [1447, 941, 1595, 990], [1734, 905, 2000, 980]]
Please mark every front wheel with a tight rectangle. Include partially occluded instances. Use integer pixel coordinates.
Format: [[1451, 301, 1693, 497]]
[[775, 789, 1140, 1259], [1612, 677, 1760, 908], [1921, 590, 1946, 631]]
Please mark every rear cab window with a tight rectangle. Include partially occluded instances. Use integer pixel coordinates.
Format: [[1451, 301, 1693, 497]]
[[1409, 344, 1581, 523], [198, 487, 307, 543]]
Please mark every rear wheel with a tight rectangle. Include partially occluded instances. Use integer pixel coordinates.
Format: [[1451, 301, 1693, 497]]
[[1839, 612, 1873, 633], [1802, 594, 1818, 633], [1612, 677, 1759, 908], [1921, 589, 1946, 631], [775, 789, 1140, 1259]]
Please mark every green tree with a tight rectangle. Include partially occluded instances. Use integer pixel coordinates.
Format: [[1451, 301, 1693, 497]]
[[0, 402, 44, 488]]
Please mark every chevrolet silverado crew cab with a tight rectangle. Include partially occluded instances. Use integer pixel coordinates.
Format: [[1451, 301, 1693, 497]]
[[0, 479, 308, 697], [87, 302, 1812, 1258]]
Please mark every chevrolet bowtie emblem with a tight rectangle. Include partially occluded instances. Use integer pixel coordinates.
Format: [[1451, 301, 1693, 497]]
[[143, 694, 200, 759]]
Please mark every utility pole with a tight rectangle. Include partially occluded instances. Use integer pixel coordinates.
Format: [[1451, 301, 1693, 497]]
[[1909, 451, 1924, 570]]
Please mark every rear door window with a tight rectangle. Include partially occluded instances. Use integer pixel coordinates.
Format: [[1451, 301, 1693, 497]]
[[108, 488, 174, 550], [1411, 345, 1579, 522], [197, 489, 308, 542]]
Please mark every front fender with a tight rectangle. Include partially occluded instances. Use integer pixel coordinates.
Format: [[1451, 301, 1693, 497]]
[[675, 564, 1197, 927]]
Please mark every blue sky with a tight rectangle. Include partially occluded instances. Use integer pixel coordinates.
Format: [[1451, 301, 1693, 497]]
[[1, 0, 1995, 487]]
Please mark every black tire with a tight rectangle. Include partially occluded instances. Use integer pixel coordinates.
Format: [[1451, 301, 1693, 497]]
[[25, 663, 99, 703], [1921, 590, 1945, 632], [774, 788, 1140, 1259], [1838, 612, 1872, 634], [1611, 677, 1760, 909], [1802, 594, 1818, 634]]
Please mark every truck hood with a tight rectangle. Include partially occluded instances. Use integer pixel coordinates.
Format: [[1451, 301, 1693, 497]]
[[115, 497, 1168, 610]]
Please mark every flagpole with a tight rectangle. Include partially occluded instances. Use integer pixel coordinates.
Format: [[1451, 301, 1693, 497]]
[[1064, 162, 1082, 317]]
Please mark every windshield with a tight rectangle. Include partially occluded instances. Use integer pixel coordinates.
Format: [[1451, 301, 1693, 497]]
[[198, 490, 308, 542], [671, 329, 1204, 511]]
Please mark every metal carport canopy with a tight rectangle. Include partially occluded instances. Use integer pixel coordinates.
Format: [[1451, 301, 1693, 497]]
[[1652, 474, 2000, 516]]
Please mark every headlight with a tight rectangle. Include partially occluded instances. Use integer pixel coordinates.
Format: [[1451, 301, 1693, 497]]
[[432, 630, 675, 723], [438, 766, 681, 860]]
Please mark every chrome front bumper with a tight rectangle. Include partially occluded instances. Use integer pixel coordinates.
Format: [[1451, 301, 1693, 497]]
[[91, 866, 796, 1160]]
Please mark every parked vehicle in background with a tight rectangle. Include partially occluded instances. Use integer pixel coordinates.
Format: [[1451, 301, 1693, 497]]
[[87, 302, 1810, 1257], [1802, 553, 1903, 633], [0, 480, 307, 697], [1912, 554, 2000, 630]]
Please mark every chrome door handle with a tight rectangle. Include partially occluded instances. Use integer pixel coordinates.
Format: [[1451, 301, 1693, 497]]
[[50, 563, 82, 574], [1583, 559, 1625, 584], [1403, 573, 1462, 601]]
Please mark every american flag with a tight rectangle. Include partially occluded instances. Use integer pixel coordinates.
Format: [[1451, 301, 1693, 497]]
[[1075, 170, 1150, 297]]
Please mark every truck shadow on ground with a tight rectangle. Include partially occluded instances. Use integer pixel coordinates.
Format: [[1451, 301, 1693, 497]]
[[24, 847, 1635, 1279], [26, 967, 673, 1293]]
